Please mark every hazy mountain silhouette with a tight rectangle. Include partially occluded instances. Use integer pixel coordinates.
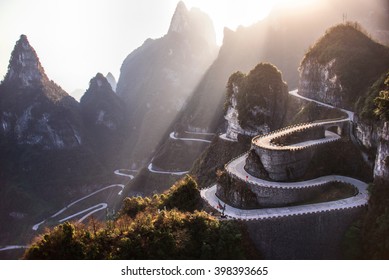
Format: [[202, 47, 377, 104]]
[[116, 1, 218, 167]]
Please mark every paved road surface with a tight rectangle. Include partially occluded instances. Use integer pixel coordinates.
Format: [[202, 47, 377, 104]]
[[169, 132, 212, 143], [219, 133, 237, 142], [32, 184, 125, 231], [114, 169, 135, 179], [147, 162, 188, 176]]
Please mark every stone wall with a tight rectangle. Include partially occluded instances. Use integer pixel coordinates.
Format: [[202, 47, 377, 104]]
[[245, 206, 366, 259], [216, 176, 260, 209], [251, 145, 317, 181]]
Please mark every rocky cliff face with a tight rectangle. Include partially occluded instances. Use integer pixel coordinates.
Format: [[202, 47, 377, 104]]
[[224, 88, 247, 141], [224, 63, 288, 141], [374, 122, 389, 179], [299, 58, 344, 108], [0, 35, 83, 150], [299, 23, 389, 110], [116, 1, 218, 166]]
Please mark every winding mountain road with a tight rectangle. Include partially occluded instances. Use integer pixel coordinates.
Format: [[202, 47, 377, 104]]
[[184, 131, 215, 136], [147, 131, 214, 176], [201, 89, 369, 220], [59, 203, 108, 223], [147, 162, 189, 175], [219, 133, 237, 142], [114, 169, 135, 179], [1, 169, 135, 252], [32, 183, 125, 231], [0, 245, 29, 252], [170, 132, 212, 143]]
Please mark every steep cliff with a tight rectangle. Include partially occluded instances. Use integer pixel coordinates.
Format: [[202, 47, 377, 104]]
[[224, 63, 288, 141], [299, 23, 389, 110]]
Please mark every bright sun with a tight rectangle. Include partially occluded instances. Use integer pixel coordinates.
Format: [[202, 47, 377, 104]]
[[184, 0, 274, 44], [184, 0, 322, 44]]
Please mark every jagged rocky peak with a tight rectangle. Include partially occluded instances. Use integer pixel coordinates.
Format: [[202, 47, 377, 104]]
[[168, 1, 216, 47], [3, 34, 48, 87], [168, 1, 189, 34], [105, 72, 117, 92]]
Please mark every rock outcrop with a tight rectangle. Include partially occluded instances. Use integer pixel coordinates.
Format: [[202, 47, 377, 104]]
[[224, 63, 288, 141], [299, 23, 389, 110]]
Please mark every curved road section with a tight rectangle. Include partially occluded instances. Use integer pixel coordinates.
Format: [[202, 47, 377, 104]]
[[32, 184, 125, 231], [0, 245, 29, 252], [169, 132, 211, 143], [1, 170, 134, 252], [148, 163, 188, 176], [201, 89, 368, 220], [114, 169, 135, 179], [147, 131, 214, 176]]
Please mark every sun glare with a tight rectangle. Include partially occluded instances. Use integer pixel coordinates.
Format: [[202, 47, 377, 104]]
[[184, 0, 323, 45], [184, 0, 275, 44]]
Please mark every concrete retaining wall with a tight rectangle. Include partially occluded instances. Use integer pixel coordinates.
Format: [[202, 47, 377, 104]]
[[245, 206, 366, 259], [251, 145, 317, 181]]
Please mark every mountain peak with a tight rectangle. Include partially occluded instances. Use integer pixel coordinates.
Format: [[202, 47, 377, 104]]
[[167, 1, 216, 48], [168, 1, 189, 34], [3, 34, 48, 87], [88, 73, 115, 93]]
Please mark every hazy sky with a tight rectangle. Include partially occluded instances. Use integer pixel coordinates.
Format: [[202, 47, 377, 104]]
[[0, 0, 309, 99]]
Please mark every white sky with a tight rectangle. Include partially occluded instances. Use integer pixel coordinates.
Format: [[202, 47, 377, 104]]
[[0, 0, 293, 99]]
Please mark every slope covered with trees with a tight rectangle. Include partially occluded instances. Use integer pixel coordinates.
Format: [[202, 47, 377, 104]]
[[24, 176, 259, 259]]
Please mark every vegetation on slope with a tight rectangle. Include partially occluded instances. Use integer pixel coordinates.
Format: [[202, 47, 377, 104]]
[[301, 22, 389, 110], [362, 178, 389, 259], [373, 72, 389, 122], [357, 71, 389, 121], [24, 176, 259, 259], [344, 178, 389, 259]]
